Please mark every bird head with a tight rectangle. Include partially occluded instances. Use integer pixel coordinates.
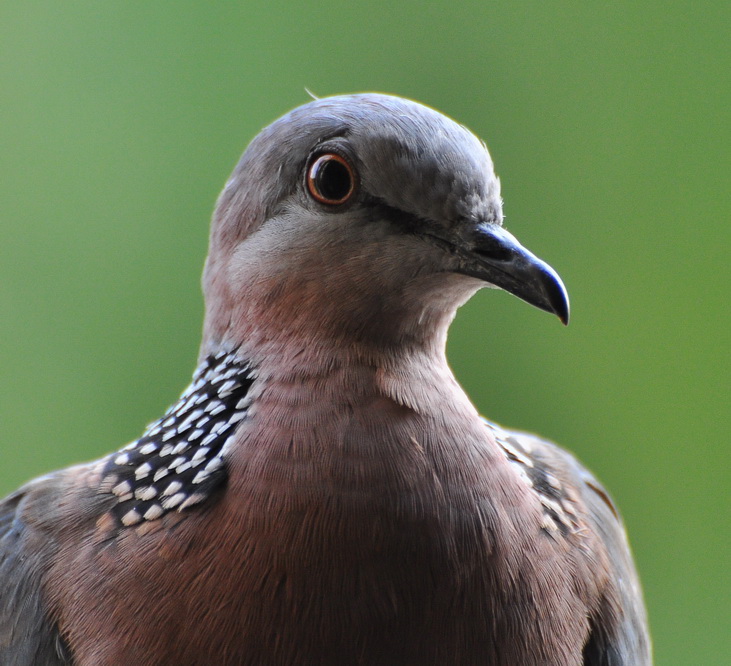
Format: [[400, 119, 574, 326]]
[[202, 94, 568, 358]]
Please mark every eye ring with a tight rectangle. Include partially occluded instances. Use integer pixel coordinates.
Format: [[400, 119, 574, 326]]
[[306, 153, 356, 206]]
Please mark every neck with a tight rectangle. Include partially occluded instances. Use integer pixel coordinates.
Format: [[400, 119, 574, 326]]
[[200, 215, 484, 371], [199, 235, 484, 415], [202, 268, 480, 371]]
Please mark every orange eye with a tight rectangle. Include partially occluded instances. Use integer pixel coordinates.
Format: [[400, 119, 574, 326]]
[[306, 153, 355, 205]]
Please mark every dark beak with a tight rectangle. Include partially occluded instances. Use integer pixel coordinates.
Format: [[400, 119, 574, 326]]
[[459, 223, 570, 325]]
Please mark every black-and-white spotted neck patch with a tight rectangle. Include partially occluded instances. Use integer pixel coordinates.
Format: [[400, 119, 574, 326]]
[[484, 419, 582, 537], [99, 349, 255, 527]]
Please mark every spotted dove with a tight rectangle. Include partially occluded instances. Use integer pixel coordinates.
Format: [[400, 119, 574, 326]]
[[0, 93, 651, 665]]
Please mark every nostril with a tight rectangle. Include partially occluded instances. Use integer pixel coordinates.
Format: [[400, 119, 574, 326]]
[[468, 223, 523, 263], [472, 237, 514, 262]]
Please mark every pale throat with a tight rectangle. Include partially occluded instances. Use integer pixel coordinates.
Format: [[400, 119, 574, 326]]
[[206, 264, 478, 367]]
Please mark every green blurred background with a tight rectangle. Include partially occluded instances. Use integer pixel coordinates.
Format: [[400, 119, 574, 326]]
[[1, 2, 728, 662]]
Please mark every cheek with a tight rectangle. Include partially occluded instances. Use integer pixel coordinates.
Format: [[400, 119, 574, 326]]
[[225, 209, 475, 310]]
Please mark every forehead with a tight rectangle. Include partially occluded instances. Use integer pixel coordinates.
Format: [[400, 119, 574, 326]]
[[279, 94, 492, 171], [341, 96, 499, 223], [243, 94, 501, 223]]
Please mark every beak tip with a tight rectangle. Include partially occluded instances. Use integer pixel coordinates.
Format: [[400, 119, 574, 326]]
[[549, 278, 570, 326]]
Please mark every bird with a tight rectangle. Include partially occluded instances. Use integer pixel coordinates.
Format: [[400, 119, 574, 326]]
[[0, 93, 651, 665]]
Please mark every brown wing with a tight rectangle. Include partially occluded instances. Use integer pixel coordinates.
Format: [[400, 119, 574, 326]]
[[485, 420, 652, 665], [0, 474, 73, 665]]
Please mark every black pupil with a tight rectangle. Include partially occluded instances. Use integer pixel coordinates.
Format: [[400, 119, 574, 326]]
[[315, 158, 351, 201]]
